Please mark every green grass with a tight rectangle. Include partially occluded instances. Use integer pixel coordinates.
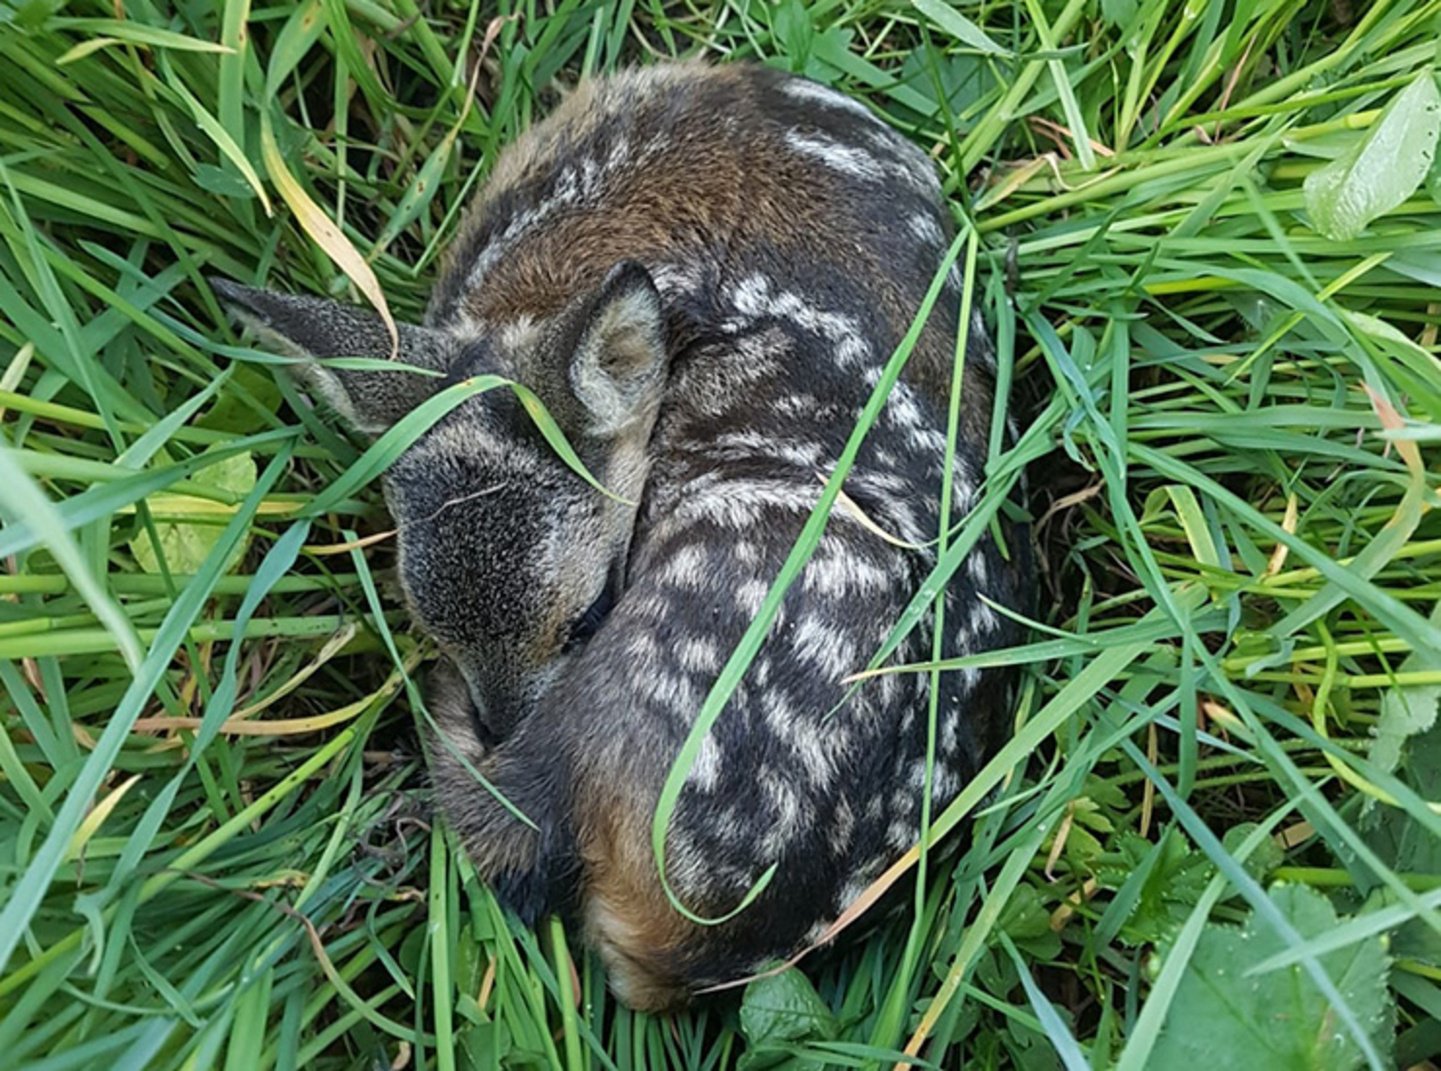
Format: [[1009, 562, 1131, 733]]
[[2, 0, 1441, 1068]]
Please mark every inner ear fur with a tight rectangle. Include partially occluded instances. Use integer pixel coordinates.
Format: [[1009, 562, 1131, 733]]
[[211, 278, 459, 436], [568, 262, 669, 436]]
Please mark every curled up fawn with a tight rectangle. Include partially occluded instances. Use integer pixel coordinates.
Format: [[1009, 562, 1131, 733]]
[[216, 60, 1027, 1010]]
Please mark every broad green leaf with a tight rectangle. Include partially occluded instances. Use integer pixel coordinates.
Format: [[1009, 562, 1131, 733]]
[[1428, 141, 1441, 206], [1368, 669, 1440, 782], [1006, 1017, 1065, 1071], [1101, 0, 1138, 28], [1360, 887, 1441, 970], [898, 48, 996, 116], [164, 59, 272, 215], [1093, 829, 1215, 946], [1361, 716, 1441, 882], [770, 0, 816, 70], [129, 452, 257, 574], [739, 968, 838, 1047], [1304, 72, 1441, 241], [998, 884, 1062, 959], [198, 365, 284, 433], [1221, 823, 1285, 885], [1152, 885, 1393, 1070]]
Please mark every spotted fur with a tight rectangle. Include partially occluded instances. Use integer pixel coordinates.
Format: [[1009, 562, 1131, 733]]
[[216, 60, 1027, 1010]]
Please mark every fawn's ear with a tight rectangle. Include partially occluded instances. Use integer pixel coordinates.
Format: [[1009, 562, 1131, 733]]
[[568, 262, 669, 436], [211, 278, 458, 436]]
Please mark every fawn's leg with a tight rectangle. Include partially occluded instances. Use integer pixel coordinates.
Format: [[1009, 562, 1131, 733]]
[[423, 661, 580, 923]]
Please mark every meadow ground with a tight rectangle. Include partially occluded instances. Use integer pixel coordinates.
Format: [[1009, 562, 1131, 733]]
[[1, 1, 1440, 1068]]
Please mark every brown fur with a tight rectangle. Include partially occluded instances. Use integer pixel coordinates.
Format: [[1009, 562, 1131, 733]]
[[440, 62, 990, 449], [577, 784, 699, 1010]]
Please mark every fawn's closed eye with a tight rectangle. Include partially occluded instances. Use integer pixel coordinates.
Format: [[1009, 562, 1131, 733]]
[[564, 585, 616, 652]]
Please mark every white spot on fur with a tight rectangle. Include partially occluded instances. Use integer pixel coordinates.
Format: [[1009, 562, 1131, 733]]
[[886, 816, 915, 850], [751, 656, 772, 689], [774, 393, 820, 419], [908, 213, 945, 247], [623, 627, 661, 664], [836, 875, 870, 913], [802, 547, 895, 598], [784, 131, 889, 182], [676, 635, 722, 674], [941, 714, 960, 755], [735, 578, 768, 615], [727, 274, 872, 370], [933, 766, 959, 801], [786, 128, 938, 195], [865, 127, 941, 194], [708, 430, 823, 469], [644, 667, 700, 715], [686, 733, 722, 791], [761, 686, 855, 789], [829, 795, 856, 855], [877, 671, 901, 710], [956, 597, 1000, 647], [804, 917, 835, 945], [497, 315, 539, 353], [907, 760, 959, 802], [781, 78, 883, 125], [658, 543, 708, 590], [651, 260, 704, 297], [885, 383, 927, 429], [758, 767, 809, 859], [674, 477, 822, 531]]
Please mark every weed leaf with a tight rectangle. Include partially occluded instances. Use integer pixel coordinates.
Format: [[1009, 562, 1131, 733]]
[[740, 968, 838, 1047], [129, 452, 256, 574], [1153, 885, 1393, 1070], [1304, 72, 1440, 241]]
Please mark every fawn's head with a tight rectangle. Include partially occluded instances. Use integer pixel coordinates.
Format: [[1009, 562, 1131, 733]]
[[214, 262, 670, 735]]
